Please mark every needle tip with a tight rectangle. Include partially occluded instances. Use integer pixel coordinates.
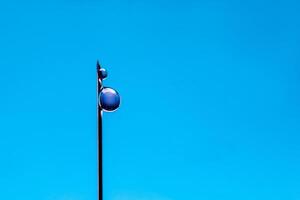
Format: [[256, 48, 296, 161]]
[[96, 60, 101, 70]]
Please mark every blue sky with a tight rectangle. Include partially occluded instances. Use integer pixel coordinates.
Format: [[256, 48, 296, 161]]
[[0, 0, 300, 199]]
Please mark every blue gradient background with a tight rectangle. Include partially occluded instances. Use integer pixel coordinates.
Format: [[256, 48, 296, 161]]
[[0, 0, 300, 199]]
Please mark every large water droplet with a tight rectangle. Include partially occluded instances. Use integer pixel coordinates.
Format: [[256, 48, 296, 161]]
[[99, 87, 120, 112]]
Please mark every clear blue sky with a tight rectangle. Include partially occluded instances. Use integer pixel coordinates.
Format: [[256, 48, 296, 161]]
[[0, 0, 300, 199]]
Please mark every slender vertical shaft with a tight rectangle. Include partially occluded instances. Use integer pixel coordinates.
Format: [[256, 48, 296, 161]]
[[97, 62, 103, 200]]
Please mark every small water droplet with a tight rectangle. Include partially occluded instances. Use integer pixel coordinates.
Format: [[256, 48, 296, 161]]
[[99, 68, 108, 79], [99, 87, 120, 112]]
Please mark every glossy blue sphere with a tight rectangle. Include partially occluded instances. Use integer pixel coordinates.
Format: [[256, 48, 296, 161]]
[[99, 87, 120, 112], [99, 68, 108, 79]]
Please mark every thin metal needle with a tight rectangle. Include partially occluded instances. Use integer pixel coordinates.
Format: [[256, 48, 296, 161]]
[[97, 61, 103, 200]]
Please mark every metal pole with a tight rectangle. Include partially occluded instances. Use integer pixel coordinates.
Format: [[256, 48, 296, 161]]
[[97, 61, 103, 200]]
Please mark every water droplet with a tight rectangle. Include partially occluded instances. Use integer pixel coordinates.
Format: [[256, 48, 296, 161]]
[[99, 87, 120, 112], [99, 68, 108, 79]]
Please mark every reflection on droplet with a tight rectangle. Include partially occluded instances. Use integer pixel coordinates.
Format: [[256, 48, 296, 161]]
[[99, 87, 120, 112]]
